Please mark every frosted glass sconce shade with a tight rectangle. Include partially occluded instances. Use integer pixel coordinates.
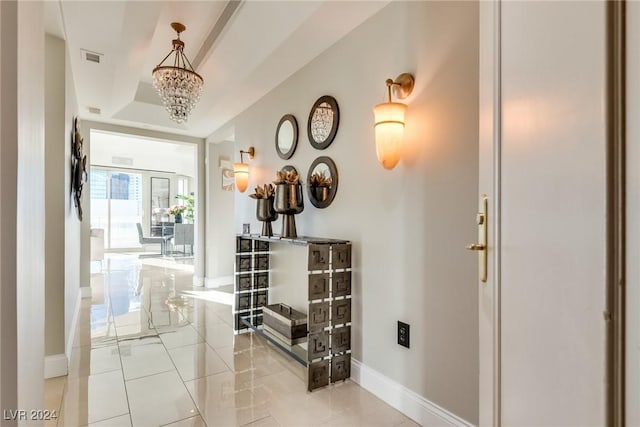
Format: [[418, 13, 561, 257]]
[[234, 162, 249, 193], [374, 102, 407, 170], [373, 73, 414, 170], [234, 146, 254, 193]]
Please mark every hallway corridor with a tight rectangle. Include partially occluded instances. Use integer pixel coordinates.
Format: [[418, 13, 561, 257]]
[[45, 254, 417, 427]]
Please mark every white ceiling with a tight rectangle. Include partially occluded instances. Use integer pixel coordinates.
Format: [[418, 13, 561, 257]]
[[47, 1, 390, 139]]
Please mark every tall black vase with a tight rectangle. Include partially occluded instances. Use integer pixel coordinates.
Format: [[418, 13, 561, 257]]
[[256, 197, 278, 237], [175, 213, 183, 223], [274, 183, 304, 238]]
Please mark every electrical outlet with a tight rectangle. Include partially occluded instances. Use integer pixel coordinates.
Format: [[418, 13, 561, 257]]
[[397, 321, 410, 349], [242, 223, 250, 234]]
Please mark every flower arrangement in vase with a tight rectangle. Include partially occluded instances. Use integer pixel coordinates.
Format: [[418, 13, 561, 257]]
[[273, 169, 304, 238], [174, 192, 195, 222], [249, 184, 277, 237], [309, 171, 332, 202], [169, 205, 187, 223]]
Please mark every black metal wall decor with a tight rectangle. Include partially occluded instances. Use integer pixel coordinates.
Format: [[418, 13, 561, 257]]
[[71, 117, 87, 220], [307, 96, 339, 150], [275, 114, 298, 160], [307, 156, 338, 209]]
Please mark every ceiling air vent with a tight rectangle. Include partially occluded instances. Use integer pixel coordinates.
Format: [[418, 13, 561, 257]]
[[112, 156, 133, 166], [81, 49, 103, 64], [87, 107, 101, 115]]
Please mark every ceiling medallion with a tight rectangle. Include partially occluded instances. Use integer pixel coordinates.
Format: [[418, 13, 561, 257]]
[[152, 22, 204, 124]]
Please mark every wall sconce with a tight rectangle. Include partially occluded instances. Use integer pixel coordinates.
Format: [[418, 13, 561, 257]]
[[234, 147, 254, 193], [373, 73, 415, 170]]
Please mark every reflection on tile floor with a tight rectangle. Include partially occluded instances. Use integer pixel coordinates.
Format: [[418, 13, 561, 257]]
[[46, 254, 417, 426]]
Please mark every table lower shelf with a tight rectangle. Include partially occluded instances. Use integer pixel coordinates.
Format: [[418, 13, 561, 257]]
[[240, 316, 308, 366]]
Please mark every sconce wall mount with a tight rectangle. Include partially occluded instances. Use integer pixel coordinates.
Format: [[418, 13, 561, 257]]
[[374, 73, 415, 170], [234, 146, 255, 193]]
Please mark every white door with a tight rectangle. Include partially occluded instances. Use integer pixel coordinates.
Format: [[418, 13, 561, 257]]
[[479, 1, 608, 424]]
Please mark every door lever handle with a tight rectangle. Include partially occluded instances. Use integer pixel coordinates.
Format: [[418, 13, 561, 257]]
[[467, 195, 488, 282], [466, 243, 486, 251]]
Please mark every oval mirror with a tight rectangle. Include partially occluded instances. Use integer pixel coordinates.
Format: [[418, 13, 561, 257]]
[[275, 114, 298, 160], [307, 156, 338, 208], [307, 96, 339, 150]]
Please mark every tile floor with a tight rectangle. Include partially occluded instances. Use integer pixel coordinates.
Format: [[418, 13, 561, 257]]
[[46, 253, 419, 427]]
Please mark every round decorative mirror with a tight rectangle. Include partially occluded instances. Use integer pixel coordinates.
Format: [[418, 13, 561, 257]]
[[275, 114, 298, 160], [307, 156, 338, 209], [281, 164, 299, 177], [307, 96, 339, 150]]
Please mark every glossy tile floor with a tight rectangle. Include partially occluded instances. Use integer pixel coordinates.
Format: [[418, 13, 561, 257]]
[[47, 253, 419, 427]]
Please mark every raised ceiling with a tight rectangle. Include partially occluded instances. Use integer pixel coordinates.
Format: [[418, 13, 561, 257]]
[[47, 1, 390, 139]]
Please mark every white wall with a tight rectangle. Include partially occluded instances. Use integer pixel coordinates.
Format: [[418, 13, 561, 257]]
[[627, 2, 640, 424], [209, 2, 479, 423], [90, 132, 197, 178], [44, 34, 66, 361]]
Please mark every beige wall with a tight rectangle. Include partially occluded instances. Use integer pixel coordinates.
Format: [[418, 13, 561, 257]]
[[209, 2, 479, 423], [0, 0, 19, 414], [79, 119, 91, 291], [206, 140, 236, 282], [627, 2, 640, 424], [45, 34, 66, 358], [64, 36, 81, 356]]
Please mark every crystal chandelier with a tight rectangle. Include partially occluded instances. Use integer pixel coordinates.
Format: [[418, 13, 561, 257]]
[[152, 22, 204, 124]]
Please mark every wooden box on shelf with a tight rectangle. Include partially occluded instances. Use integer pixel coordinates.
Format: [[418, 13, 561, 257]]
[[263, 303, 307, 343]]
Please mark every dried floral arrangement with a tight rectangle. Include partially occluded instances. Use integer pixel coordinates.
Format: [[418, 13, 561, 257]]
[[273, 169, 300, 185], [309, 171, 332, 187], [249, 183, 276, 199]]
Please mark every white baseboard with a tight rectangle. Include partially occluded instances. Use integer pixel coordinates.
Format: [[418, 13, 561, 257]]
[[80, 286, 92, 299], [205, 275, 234, 289], [350, 359, 474, 427], [66, 290, 82, 360], [44, 354, 68, 379]]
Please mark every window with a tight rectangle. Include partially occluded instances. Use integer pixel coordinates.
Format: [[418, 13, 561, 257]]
[[90, 168, 143, 249]]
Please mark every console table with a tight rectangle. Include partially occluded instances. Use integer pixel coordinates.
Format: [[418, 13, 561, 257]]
[[234, 235, 352, 391]]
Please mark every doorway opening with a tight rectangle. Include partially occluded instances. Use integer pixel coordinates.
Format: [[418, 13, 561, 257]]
[[89, 130, 197, 257]]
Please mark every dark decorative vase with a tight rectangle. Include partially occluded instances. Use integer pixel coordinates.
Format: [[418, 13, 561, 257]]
[[311, 185, 329, 202], [274, 183, 304, 238], [175, 213, 183, 223], [256, 197, 278, 237]]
